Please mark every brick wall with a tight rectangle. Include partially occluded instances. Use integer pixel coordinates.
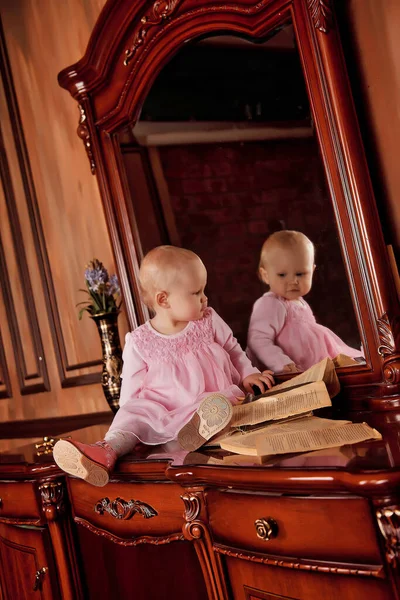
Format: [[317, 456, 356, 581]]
[[159, 137, 361, 350]]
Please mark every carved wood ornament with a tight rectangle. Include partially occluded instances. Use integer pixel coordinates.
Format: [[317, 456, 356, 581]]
[[377, 314, 400, 385], [94, 496, 158, 520], [124, 0, 182, 66], [213, 544, 384, 578], [58, 0, 400, 411], [77, 103, 96, 174], [75, 516, 184, 546], [182, 492, 206, 543], [39, 481, 65, 521], [376, 506, 400, 568], [306, 0, 334, 34], [181, 492, 229, 599]]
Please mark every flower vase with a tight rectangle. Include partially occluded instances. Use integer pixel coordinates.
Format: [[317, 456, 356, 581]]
[[91, 311, 122, 413]]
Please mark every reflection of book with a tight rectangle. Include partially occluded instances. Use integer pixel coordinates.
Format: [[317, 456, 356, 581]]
[[220, 445, 358, 467], [206, 358, 381, 456], [333, 354, 359, 368], [219, 416, 381, 456]]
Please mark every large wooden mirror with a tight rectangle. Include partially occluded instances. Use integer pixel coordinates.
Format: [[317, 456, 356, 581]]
[[120, 23, 363, 362], [59, 0, 400, 410]]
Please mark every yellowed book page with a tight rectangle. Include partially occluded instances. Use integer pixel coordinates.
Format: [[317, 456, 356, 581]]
[[255, 423, 382, 457], [263, 416, 351, 434], [204, 413, 313, 448], [219, 416, 350, 455], [231, 381, 331, 427], [270, 357, 340, 398]]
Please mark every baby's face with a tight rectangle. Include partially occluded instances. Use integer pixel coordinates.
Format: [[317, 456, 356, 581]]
[[167, 260, 208, 322], [261, 244, 315, 300]]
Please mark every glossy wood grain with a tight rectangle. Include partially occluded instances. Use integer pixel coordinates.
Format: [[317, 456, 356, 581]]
[[338, 0, 400, 257], [1, 416, 400, 599], [206, 491, 382, 565], [0, 482, 41, 523], [0, 0, 130, 425], [223, 558, 391, 600], [70, 479, 186, 542], [0, 523, 60, 599], [76, 525, 208, 600]]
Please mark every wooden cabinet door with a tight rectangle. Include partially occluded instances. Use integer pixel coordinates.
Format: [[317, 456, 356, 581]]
[[0, 523, 59, 600], [222, 557, 391, 600]]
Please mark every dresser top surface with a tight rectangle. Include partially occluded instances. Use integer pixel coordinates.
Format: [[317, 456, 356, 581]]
[[1, 410, 400, 489]]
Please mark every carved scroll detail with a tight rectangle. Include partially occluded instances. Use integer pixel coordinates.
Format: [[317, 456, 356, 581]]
[[378, 313, 397, 356], [376, 506, 400, 567], [124, 0, 181, 66], [77, 104, 96, 174], [182, 493, 201, 521], [377, 314, 400, 384], [94, 497, 158, 520], [39, 481, 65, 521], [383, 360, 400, 385], [307, 0, 334, 34], [181, 492, 204, 540]]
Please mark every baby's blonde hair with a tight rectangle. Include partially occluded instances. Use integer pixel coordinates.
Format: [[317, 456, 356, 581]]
[[139, 245, 202, 308], [258, 230, 315, 277]]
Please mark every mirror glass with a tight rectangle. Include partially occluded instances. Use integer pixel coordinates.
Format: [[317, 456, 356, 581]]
[[119, 21, 364, 371]]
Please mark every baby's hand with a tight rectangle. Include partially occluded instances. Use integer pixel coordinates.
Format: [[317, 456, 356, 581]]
[[283, 363, 299, 373], [242, 371, 275, 394]]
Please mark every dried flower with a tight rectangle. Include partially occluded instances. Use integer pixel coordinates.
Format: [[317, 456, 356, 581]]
[[77, 259, 121, 319]]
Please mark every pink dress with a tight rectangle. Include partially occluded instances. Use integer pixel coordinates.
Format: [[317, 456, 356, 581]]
[[247, 292, 363, 373], [108, 307, 258, 445]]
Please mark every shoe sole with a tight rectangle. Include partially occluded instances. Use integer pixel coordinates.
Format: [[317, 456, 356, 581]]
[[178, 393, 233, 452], [53, 440, 109, 487]]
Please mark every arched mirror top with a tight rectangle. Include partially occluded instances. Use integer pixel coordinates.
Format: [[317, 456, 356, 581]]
[[59, 0, 334, 131], [58, 0, 400, 411]]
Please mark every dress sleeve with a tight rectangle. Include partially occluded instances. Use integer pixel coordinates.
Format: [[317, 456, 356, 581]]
[[247, 296, 293, 372], [118, 333, 148, 408], [210, 308, 259, 380]]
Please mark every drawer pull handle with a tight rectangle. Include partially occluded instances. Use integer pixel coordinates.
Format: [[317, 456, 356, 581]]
[[255, 518, 278, 541], [95, 497, 158, 520], [0, 498, 2, 509], [33, 567, 47, 591]]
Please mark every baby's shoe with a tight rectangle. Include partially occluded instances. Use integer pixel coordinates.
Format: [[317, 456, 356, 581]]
[[178, 393, 233, 452], [53, 439, 117, 487]]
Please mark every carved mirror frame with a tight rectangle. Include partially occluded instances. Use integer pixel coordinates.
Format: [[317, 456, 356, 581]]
[[59, 0, 400, 411]]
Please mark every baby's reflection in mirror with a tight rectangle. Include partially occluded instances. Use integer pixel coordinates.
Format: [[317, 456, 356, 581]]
[[247, 230, 364, 373]]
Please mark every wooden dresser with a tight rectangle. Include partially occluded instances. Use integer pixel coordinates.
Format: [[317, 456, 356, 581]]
[[0, 412, 399, 600]]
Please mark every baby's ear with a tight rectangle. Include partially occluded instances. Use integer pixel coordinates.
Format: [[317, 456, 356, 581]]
[[156, 290, 169, 308], [259, 267, 269, 285]]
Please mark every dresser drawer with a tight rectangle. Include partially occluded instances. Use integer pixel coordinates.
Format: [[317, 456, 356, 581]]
[[69, 479, 185, 541], [206, 490, 383, 565], [0, 481, 41, 521]]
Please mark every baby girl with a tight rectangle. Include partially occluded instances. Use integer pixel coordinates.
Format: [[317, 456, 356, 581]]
[[53, 246, 273, 486], [247, 230, 363, 374]]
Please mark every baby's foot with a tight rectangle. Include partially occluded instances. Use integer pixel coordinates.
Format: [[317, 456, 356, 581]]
[[178, 393, 233, 451], [53, 439, 117, 487]]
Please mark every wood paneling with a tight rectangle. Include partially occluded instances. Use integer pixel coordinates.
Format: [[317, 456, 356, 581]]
[[338, 1, 400, 259], [0, 0, 129, 423], [0, 328, 11, 400], [0, 19, 98, 390], [0, 57, 49, 393]]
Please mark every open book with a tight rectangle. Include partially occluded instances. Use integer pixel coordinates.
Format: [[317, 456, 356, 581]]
[[206, 358, 381, 456]]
